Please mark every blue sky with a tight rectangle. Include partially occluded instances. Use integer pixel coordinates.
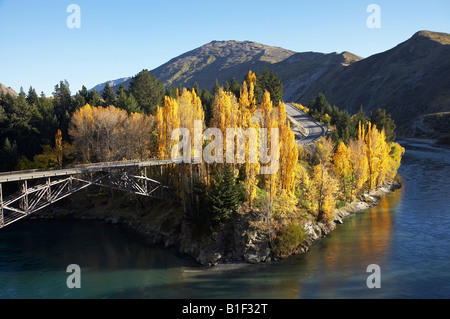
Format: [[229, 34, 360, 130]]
[[0, 0, 449, 96]]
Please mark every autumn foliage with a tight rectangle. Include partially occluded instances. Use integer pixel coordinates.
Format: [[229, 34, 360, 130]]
[[69, 104, 155, 162], [66, 71, 404, 244]]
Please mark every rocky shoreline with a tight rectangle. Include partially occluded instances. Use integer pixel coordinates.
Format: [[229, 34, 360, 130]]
[[31, 179, 401, 267]]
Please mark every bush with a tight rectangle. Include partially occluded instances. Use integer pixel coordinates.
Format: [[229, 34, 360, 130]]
[[273, 222, 305, 257]]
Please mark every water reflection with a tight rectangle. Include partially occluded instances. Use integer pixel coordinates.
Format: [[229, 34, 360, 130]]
[[0, 139, 449, 299], [295, 186, 402, 298]]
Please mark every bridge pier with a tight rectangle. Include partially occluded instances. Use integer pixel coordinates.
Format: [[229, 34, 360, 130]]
[[0, 159, 182, 229], [20, 181, 29, 215]]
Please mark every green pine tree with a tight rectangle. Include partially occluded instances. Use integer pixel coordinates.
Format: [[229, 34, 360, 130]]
[[129, 69, 164, 115], [87, 89, 101, 107], [370, 108, 396, 142], [102, 82, 117, 107], [207, 166, 241, 228]]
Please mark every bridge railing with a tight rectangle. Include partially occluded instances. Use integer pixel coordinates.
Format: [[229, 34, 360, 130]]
[[0, 157, 203, 183], [0, 158, 170, 178]]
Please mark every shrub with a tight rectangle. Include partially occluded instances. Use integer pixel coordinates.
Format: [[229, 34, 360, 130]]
[[273, 222, 305, 257]]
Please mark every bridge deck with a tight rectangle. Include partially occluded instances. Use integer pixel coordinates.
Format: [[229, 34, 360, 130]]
[[0, 159, 174, 183]]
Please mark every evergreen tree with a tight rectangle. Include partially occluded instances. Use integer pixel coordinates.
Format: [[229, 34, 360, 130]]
[[165, 86, 177, 99], [102, 82, 117, 107], [26, 86, 39, 106], [0, 104, 6, 124], [223, 81, 230, 92], [79, 85, 89, 101], [87, 89, 101, 107], [370, 108, 396, 142], [267, 71, 283, 104], [207, 166, 240, 227], [116, 87, 141, 113], [212, 79, 220, 96], [229, 78, 241, 99], [74, 92, 86, 109], [201, 89, 214, 127], [36, 93, 58, 146], [0, 138, 18, 171], [351, 106, 368, 139], [126, 93, 140, 114], [53, 80, 75, 134], [308, 93, 332, 119], [187, 173, 211, 236], [192, 82, 201, 97], [116, 84, 127, 97], [128, 69, 164, 115]]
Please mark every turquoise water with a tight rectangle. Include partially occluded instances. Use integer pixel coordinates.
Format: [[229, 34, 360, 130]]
[[0, 138, 449, 299]]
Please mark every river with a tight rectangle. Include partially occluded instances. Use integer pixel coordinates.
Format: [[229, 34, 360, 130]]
[[0, 138, 449, 299]]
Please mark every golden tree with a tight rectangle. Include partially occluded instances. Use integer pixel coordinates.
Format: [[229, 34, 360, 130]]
[[69, 104, 94, 163], [311, 163, 338, 221], [310, 137, 336, 220], [155, 105, 166, 159], [365, 122, 391, 190], [238, 81, 260, 207], [387, 142, 405, 180], [161, 96, 181, 160], [278, 102, 298, 195], [348, 122, 369, 198], [333, 141, 352, 201], [55, 129, 63, 168], [260, 91, 278, 208], [126, 112, 154, 161]]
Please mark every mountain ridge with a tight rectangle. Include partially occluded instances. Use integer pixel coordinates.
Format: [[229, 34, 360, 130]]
[[0, 83, 18, 97], [90, 30, 450, 127]]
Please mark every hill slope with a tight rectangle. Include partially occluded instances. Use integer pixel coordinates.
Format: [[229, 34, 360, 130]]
[[294, 30, 450, 126], [0, 83, 18, 97], [99, 40, 298, 93], [91, 30, 450, 129]]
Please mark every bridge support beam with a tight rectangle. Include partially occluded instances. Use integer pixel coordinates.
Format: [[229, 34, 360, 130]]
[[0, 166, 178, 230]]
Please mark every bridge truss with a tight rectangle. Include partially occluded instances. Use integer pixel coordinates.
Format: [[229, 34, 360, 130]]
[[0, 162, 178, 229]]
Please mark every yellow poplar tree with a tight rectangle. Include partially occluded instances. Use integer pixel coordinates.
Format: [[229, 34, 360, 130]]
[[260, 91, 278, 208], [155, 105, 166, 159], [387, 142, 405, 180], [55, 129, 63, 168], [164, 96, 181, 160], [333, 141, 352, 201], [211, 89, 239, 162], [239, 81, 260, 207], [311, 137, 336, 220], [366, 122, 391, 190], [348, 121, 369, 198], [69, 104, 94, 163], [311, 163, 338, 221], [278, 102, 298, 194]]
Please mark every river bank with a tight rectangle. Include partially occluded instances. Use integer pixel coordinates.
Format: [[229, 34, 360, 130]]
[[31, 178, 401, 267]]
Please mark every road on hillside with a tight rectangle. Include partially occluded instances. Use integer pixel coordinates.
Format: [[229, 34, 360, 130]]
[[285, 103, 328, 146]]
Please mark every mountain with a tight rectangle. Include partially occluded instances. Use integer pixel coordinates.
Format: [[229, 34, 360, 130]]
[[92, 30, 450, 128], [96, 40, 297, 94], [151, 40, 296, 89], [90, 77, 131, 94], [295, 30, 450, 126], [273, 50, 362, 105], [0, 83, 18, 97]]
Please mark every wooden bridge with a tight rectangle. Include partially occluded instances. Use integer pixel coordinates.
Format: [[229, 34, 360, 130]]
[[0, 159, 179, 229]]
